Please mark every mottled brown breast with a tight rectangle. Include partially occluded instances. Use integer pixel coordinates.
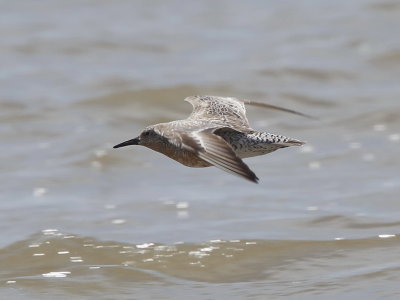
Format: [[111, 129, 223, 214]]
[[145, 141, 211, 168]]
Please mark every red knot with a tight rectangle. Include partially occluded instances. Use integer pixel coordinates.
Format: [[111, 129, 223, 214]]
[[114, 96, 311, 183]]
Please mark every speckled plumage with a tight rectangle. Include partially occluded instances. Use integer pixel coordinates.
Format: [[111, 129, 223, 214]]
[[114, 95, 308, 183]]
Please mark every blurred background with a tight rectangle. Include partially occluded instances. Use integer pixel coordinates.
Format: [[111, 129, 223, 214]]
[[1, 0, 400, 299]]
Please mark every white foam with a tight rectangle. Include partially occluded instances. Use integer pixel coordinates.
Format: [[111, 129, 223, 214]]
[[373, 124, 386, 132], [378, 234, 396, 239], [388, 134, 400, 142], [136, 243, 154, 249], [176, 201, 189, 209], [33, 187, 47, 197], [42, 271, 70, 278], [111, 219, 126, 225]]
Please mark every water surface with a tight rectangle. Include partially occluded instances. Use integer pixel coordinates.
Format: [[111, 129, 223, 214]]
[[1, 0, 400, 299]]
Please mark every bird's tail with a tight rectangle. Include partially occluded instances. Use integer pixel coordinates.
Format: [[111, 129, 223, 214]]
[[278, 138, 305, 147]]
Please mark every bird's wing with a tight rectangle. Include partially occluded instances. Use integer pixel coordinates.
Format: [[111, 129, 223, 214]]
[[184, 96, 251, 130], [184, 96, 314, 128], [242, 99, 315, 119], [174, 127, 259, 183]]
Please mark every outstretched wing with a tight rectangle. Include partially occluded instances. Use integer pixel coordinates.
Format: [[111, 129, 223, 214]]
[[184, 96, 314, 128], [184, 96, 251, 130], [177, 127, 259, 183]]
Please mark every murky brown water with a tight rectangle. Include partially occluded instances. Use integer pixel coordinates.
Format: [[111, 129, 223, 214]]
[[1, 0, 400, 299]]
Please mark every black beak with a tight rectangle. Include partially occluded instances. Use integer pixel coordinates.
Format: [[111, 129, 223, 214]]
[[113, 137, 140, 148]]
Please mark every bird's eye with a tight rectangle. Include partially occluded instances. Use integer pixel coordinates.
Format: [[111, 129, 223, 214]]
[[143, 131, 150, 136]]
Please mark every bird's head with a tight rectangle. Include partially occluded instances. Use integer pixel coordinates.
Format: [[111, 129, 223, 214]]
[[113, 126, 160, 149]]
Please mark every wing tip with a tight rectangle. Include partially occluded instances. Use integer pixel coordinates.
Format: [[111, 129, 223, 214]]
[[240, 167, 259, 183], [249, 174, 260, 184], [242, 99, 317, 120]]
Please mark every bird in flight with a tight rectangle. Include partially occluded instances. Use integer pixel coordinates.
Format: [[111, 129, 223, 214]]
[[114, 95, 311, 183]]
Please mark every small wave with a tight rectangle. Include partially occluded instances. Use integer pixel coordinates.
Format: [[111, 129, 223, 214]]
[[1, 230, 399, 285]]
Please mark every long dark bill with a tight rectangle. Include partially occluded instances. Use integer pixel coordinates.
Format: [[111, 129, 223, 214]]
[[113, 137, 140, 148]]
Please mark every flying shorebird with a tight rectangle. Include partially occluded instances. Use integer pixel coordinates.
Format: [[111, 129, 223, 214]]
[[113, 95, 311, 183]]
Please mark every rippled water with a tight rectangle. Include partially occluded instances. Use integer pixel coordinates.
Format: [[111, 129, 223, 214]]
[[1, 0, 400, 299]]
